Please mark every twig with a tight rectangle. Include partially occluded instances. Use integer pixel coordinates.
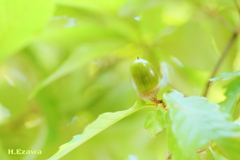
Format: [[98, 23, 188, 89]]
[[203, 23, 240, 97], [192, 1, 234, 31], [232, 0, 240, 16]]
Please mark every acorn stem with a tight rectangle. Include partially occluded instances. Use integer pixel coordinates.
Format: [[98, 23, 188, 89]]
[[166, 153, 172, 160], [151, 98, 168, 110]]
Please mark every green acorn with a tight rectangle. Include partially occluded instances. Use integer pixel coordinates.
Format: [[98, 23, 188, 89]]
[[129, 57, 160, 101]]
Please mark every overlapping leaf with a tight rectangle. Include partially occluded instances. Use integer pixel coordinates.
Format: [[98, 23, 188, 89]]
[[48, 99, 146, 160], [164, 90, 240, 160], [209, 148, 228, 160], [144, 110, 164, 138], [220, 77, 240, 114], [165, 113, 192, 160], [209, 71, 240, 84], [28, 41, 126, 99]]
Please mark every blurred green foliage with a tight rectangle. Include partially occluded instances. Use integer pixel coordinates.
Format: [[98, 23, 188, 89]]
[[0, 0, 240, 160]]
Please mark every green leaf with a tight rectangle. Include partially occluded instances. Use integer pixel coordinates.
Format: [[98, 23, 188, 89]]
[[165, 112, 192, 160], [220, 77, 240, 114], [0, 140, 9, 160], [209, 148, 228, 160], [56, 0, 125, 14], [48, 99, 146, 160], [201, 149, 216, 160], [28, 41, 126, 99], [0, 0, 54, 63], [144, 110, 164, 138], [40, 23, 132, 49], [164, 90, 240, 160], [119, 0, 162, 17], [209, 70, 240, 84]]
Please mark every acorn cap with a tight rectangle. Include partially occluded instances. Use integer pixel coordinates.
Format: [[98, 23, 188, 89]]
[[129, 57, 160, 100]]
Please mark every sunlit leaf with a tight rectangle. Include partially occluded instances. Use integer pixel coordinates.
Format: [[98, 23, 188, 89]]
[[0, 103, 10, 122], [56, 0, 125, 14], [0, 0, 54, 63], [209, 148, 228, 160], [160, 1, 192, 26], [144, 110, 164, 138], [28, 41, 126, 99], [164, 90, 240, 159], [201, 149, 216, 160], [48, 99, 146, 160], [166, 112, 191, 160], [51, 6, 140, 44], [40, 23, 132, 49], [0, 141, 9, 160], [119, 0, 162, 17], [220, 77, 240, 114], [209, 71, 240, 84]]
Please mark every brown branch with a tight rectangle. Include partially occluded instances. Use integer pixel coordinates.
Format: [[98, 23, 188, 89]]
[[203, 23, 240, 97], [232, 0, 240, 16], [192, 1, 234, 31]]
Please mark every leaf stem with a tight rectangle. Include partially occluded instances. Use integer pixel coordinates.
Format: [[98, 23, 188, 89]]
[[197, 148, 209, 153], [203, 24, 240, 97]]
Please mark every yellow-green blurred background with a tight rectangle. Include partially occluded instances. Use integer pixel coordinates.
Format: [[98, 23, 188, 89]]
[[0, 0, 240, 159]]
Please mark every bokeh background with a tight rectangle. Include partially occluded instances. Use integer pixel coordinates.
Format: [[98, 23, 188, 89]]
[[0, 0, 240, 160]]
